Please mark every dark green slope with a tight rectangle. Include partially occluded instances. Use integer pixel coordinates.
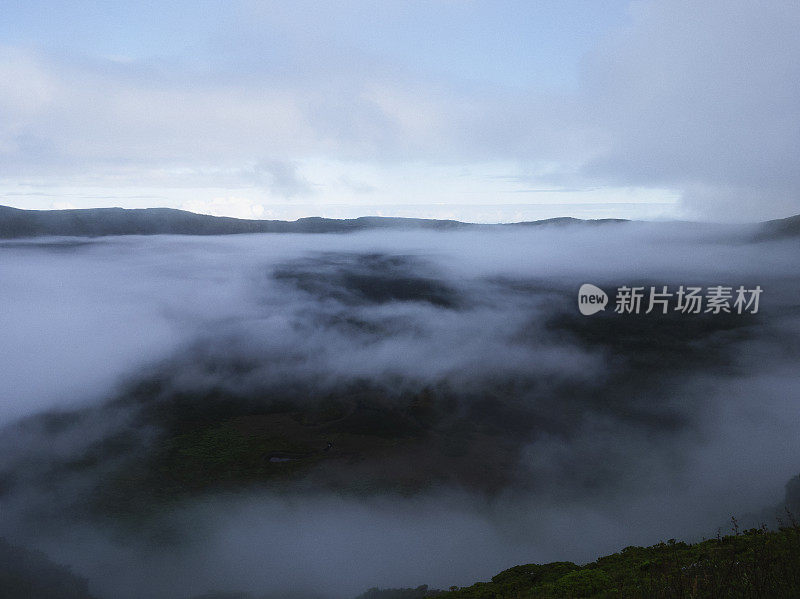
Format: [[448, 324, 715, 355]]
[[361, 523, 800, 599], [0, 537, 97, 599], [755, 213, 800, 240]]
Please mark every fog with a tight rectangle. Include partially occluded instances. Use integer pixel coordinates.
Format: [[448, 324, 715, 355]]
[[0, 224, 798, 598]]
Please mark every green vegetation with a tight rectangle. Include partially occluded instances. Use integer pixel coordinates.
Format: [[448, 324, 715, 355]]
[[13, 294, 766, 524], [356, 586, 440, 599], [80, 385, 534, 520], [427, 521, 800, 598], [0, 537, 96, 599]]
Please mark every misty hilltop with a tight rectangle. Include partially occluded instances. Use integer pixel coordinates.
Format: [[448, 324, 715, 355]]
[[0, 204, 629, 238], [0, 204, 798, 240], [755, 214, 800, 240]]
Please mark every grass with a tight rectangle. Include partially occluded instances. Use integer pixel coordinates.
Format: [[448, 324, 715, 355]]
[[361, 518, 800, 599]]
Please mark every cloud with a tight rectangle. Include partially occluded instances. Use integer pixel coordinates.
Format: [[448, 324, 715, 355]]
[[0, 225, 798, 597], [183, 196, 266, 219], [578, 0, 800, 219], [1, 1, 799, 219], [251, 160, 313, 198], [51, 200, 78, 210]]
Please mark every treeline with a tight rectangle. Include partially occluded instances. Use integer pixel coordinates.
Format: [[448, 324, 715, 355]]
[[361, 519, 800, 599]]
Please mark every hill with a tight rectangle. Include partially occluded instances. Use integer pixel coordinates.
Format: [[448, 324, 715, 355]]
[[0, 537, 97, 599], [360, 521, 800, 599], [0, 205, 628, 238], [754, 213, 800, 240], [3, 203, 799, 240]]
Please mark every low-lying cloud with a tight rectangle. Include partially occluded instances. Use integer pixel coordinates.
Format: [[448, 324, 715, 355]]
[[0, 224, 798, 598]]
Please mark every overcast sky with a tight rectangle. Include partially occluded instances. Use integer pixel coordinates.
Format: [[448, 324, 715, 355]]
[[1, 0, 798, 222]]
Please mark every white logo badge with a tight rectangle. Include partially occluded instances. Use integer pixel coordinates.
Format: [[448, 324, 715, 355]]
[[578, 284, 608, 316]]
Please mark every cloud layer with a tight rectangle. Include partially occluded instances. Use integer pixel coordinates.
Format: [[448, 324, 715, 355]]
[[1, 1, 798, 219], [0, 225, 798, 598]]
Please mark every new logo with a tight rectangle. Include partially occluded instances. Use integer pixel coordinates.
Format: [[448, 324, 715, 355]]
[[578, 283, 608, 316]]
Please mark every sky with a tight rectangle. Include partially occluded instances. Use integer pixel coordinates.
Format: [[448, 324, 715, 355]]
[[0, 0, 798, 222]]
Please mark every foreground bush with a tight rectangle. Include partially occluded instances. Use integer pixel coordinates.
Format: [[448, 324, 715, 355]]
[[434, 518, 800, 599]]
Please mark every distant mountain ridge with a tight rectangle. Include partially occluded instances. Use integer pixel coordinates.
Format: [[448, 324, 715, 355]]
[[756, 213, 800, 240], [0, 205, 626, 238], [0, 204, 797, 239]]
